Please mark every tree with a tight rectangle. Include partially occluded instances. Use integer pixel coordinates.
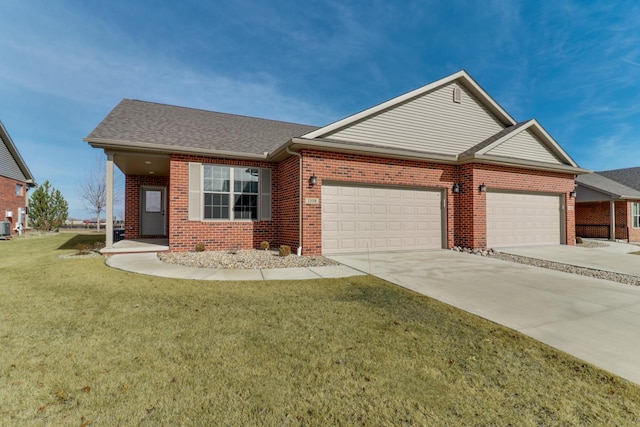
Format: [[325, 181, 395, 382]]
[[78, 156, 122, 231], [28, 180, 69, 231], [78, 157, 107, 231]]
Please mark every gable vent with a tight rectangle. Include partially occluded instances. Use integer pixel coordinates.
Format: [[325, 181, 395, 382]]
[[453, 87, 462, 103]]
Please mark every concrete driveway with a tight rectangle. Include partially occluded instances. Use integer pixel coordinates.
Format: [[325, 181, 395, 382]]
[[329, 249, 640, 385]]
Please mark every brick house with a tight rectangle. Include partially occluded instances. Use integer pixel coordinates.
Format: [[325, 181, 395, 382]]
[[0, 120, 35, 237], [575, 169, 640, 242], [85, 70, 587, 255]]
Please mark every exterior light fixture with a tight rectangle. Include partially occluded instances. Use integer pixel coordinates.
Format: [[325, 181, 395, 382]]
[[570, 190, 576, 198], [479, 183, 487, 192], [309, 174, 317, 186], [452, 183, 460, 193]]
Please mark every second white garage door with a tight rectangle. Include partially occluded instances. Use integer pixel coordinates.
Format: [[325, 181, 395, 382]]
[[486, 191, 562, 248], [322, 184, 443, 254]]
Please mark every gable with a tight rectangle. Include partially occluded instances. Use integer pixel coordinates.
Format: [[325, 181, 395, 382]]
[[0, 134, 27, 182], [485, 128, 564, 165], [318, 81, 508, 156]]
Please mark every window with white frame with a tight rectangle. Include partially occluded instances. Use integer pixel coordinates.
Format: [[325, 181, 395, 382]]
[[189, 163, 271, 221], [16, 184, 22, 196], [633, 202, 640, 228]]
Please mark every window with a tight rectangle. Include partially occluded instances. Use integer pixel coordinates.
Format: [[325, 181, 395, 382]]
[[192, 164, 270, 221], [633, 203, 640, 229], [16, 184, 22, 196]]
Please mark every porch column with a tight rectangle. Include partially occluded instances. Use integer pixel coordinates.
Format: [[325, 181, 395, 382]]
[[610, 198, 615, 241], [105, 152, 114, 248]]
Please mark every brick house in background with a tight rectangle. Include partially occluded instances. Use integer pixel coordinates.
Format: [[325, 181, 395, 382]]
[[575, 169, 640, 242], [85, 70, 588, 255], [0, 120, 35, 237]]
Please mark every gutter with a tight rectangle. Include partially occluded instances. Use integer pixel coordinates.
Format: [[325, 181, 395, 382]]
[[285, 146, 303, 254]]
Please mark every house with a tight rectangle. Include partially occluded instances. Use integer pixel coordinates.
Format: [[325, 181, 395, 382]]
[[85, 70, 587, 255], [0, 120, 35, 236], [575, 168, 640, 242]]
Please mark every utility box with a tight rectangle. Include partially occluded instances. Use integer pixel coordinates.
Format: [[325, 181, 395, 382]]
[[0, 221, 10, 236]]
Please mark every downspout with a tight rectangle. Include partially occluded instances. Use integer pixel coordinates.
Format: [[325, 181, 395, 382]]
[[285, 146, 303, 254]]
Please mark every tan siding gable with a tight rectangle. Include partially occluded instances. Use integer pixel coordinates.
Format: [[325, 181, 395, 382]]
[[487, 129, 564, 165], [323, 82, 506, 156]]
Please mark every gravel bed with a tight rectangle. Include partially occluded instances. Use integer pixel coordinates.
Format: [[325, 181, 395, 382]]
[[487, 242, 640, 286], [159, 249, 340, 270]]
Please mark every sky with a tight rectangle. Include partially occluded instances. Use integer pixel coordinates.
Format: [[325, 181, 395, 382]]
[[1, 0, 640, 219]]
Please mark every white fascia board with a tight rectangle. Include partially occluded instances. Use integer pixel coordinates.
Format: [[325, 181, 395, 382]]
[[287, 138, 458, 163], [302, 70, 517, 139], [527, 119, 579, 167], [85, 138, 270, 160], [459, 153, 591, 175]]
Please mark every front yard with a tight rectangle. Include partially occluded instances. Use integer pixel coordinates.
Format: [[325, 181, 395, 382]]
[[2, 233, 640, 425]]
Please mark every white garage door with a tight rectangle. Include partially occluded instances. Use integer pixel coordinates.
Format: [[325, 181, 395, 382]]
[[486, 192, 562, 248], [322, 184, 443, 254]]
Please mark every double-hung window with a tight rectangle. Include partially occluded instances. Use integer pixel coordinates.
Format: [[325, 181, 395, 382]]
[[189, 163, 271, 221], [633, 203, 640, 229]]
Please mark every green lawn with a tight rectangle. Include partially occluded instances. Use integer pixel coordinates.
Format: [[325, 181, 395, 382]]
[[2, 233, 640, 425]]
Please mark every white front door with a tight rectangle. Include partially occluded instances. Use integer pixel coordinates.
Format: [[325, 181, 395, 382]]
[[141, 186, 166, 236]]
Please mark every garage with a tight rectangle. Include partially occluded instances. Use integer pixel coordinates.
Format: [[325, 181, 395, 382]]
[[486, 191, 563, 248], [321, 184, 444, 254]]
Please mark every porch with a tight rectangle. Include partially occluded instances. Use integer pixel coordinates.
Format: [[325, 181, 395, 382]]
[[101, 238, 169, 255]]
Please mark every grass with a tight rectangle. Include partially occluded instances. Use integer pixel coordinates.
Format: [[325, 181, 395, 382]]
[[2, 234, 640, 425]]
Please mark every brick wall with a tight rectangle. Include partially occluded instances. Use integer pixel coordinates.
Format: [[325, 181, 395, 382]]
[[124, 174, 169, 239], [276, 155, 300, 250], [460, 164, 576, 248], [576, 200, 638, 240], [167, 154, 278, 252], [0, 176, 29, 236]]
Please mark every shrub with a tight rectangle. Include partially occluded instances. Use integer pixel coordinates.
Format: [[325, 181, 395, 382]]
[[260, 241, 270, 250], [93, 241, 105, 251], [195, 243, 206, 252], [75, 243, 93, 255], [576, 236, 583, 244], [279, 245, 291, 257]]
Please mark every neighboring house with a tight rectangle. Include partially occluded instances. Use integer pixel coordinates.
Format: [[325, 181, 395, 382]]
[[575, 168, 640, 242], [0, 120, 35, 236], [85, 70, 587, 254]]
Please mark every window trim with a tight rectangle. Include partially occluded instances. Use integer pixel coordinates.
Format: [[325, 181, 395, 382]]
[[16, 183, 23, 197], [189, 163, 271, 222], [633, 202, 640, 229]]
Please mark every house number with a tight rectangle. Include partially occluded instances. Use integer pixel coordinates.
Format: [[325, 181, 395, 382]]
[[305, 198, 320, 205]]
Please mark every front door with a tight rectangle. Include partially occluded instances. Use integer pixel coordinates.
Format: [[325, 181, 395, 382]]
[[140, 186, 166, 236]]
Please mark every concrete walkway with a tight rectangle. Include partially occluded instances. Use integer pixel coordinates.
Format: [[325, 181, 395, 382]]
[[106, 252, 364, 281], [330, 248, 640, 385], [500, 239, 640, 276]]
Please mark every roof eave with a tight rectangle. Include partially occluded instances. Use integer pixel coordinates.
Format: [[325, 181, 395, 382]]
[[459, 153, 590, 174], [575, 181, 640, 200], [85, 137, 270, 161], [283, 137, 459, 163], [0, 120, 35, 183]]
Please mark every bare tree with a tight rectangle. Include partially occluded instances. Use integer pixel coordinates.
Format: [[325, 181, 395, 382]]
[[78, 156, 122, 231]]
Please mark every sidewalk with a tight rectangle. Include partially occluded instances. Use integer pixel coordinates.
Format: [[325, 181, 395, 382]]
[[106, 252, 364, 281]]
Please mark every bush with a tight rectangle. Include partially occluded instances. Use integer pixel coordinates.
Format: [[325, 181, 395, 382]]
[[576, 236, 583, 244], [260, 241, 270, 250], [75, 243, 93, 255], [195, 243, 206, 252], [278, 245, 291, 257]]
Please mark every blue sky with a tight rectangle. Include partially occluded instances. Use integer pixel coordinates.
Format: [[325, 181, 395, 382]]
[[1, 0, 639, 219]]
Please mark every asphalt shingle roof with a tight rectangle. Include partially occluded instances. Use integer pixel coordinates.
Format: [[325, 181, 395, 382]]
[[597, 167, 640, 192], [86, 99, 320, 155], [576, 172, 640, 199]]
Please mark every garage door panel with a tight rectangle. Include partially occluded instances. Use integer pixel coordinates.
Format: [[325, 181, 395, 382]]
[[322, 184, 443, 254], [487, 192, 561, 248]]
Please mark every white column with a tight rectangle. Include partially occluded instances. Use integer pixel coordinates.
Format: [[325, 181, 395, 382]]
[[106, 152, 114, 248], [610, 199, 615, 241]]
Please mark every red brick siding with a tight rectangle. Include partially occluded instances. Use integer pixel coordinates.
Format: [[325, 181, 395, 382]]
[[276, 155, 300, 250], [461, 164, 576, 248], [124, 174, 169, 239], [300, 149, 457, 254], [0, 176, 29, 235], [576, 200, 639, 241], [167, 154, 278, 252]]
